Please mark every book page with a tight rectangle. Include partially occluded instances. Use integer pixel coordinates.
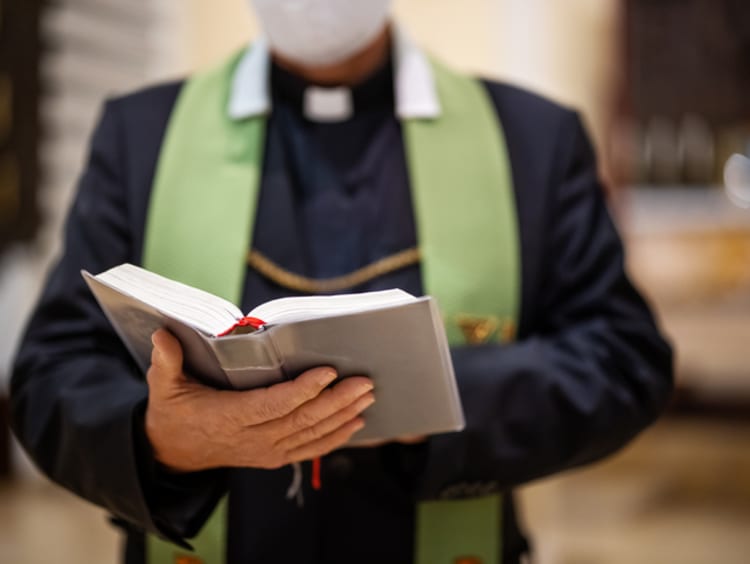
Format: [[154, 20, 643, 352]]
[[248, 289, 416, 325], [94, 264, 243, 336]]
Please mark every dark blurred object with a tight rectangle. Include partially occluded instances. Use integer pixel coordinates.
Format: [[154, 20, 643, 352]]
[[0, 0, 43, 256], [626, 0, 750, 124], [614, 0, 750, 187], [669, 386, 750, 422], [0, 394, 9, 477]]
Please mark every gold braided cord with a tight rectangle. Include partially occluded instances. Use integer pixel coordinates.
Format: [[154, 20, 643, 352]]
[[246, 247, 421, 294]]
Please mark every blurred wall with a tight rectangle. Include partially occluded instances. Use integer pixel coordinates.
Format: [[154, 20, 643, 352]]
[[1, 1, 183, 480], [493, 0, 619, 167], [173, 0, 498, 74]]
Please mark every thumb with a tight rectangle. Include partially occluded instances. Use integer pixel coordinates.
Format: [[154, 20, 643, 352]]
[[148, 328, 185, 387]]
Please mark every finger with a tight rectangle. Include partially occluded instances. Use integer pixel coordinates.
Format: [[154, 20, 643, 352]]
[[286, 417, 366, 463], [237, 366, 340, 425], [274, 391, 375, 452], [397, 435, 427, 445], [147, 328, 185, 391], [276, 376, 374, 435]]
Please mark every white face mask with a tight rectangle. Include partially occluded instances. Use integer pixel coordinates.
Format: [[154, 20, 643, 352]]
[[251, 0, 392, 67]]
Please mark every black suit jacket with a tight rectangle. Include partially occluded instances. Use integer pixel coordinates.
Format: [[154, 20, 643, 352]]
[[11, 76, 673, 564]]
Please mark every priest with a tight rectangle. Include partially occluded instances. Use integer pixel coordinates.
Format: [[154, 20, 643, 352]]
[[11, 1, 673, 563]]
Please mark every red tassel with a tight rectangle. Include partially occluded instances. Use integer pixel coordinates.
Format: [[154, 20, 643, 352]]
[[312, 457, 322, 490]]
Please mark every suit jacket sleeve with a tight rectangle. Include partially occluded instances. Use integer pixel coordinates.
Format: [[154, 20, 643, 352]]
[[10, 99, 226, 544], [413, 110, 673, 499]]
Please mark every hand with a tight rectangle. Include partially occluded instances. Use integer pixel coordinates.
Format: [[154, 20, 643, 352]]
[[145, 329, 375, 472]]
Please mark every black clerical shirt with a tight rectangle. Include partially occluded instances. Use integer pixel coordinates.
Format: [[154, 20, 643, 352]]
[[244, 56, 422, 310]]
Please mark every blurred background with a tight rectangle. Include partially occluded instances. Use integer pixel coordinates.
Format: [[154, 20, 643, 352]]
[[1, 0, 749, 562]]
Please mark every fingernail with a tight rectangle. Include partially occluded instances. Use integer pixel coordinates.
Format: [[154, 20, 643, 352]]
[[318, 368, 337, 386], [354, 419, 365, 431], [359, 382, 374, 394]]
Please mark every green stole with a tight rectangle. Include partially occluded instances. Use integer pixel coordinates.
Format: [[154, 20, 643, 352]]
[[143, 47, 519, 564]]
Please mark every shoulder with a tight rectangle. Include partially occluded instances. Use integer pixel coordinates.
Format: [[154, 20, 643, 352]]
[[87, 80, 186, 168], [98, 80, 185, 148], [480, 79, 575, 123], [477, 78, 596, 202], [474, 80, 601, 330], [93, 80, 185, 181], [106, 80, 185, 121], [83, 80, 187, 252], [479, 78, 583, 165]]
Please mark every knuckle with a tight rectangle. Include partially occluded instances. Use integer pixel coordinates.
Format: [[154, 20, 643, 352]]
[[252, 402, 275, 423], [255, 384, 314, 421], [145, 366, 159, 387], [290, 385, 320, 408], [252, 390, 284, 422], [290, 408, 318, 431], [293, 425, 322, 447]]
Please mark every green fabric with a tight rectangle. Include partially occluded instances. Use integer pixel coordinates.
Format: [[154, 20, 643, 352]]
[[404, 59, 520, 346], [147, 498, 227, 564], [405, 60, 517, 564], [142, 46, 519, 564], [142, 50, 266, 302], [416, 494, 503, 564]]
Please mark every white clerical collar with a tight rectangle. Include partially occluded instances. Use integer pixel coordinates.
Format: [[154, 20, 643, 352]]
[[228, 24, 441, 121]]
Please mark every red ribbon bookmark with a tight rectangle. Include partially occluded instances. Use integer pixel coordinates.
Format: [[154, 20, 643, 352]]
[[217, 316, 265, 337], [312, 457, 322, 490]]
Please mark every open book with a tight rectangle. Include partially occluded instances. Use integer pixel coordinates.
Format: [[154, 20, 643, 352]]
[[82, 263, 465, 444]]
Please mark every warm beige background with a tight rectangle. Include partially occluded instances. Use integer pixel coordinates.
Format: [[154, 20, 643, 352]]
[[173, 0, 618, 156]]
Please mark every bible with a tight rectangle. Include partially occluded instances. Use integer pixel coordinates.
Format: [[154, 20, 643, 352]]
[[82, 263, 465, 443]]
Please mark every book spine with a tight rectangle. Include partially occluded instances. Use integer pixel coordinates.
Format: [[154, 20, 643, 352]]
[[207, 331, 285, 390]]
